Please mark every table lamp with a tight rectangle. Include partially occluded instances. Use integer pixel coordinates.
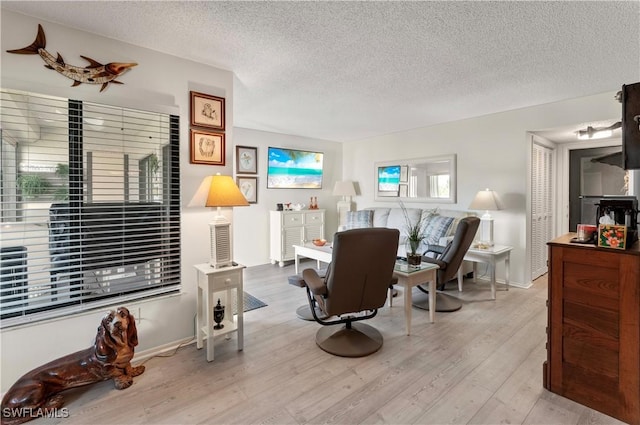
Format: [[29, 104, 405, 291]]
[[190, 174, 249, 268], [333, 180, 356, 225], [469, 188, 500, 246]]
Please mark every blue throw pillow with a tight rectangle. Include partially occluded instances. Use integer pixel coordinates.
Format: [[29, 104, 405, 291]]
[[344, 210, 373, 230], [423, 215, 454, 245]]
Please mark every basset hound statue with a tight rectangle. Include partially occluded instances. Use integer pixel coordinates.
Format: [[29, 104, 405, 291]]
[[1, 307, 145, 425]]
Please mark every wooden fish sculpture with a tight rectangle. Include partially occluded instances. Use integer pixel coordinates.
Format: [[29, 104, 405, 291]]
[[7, 24, 137, 92]]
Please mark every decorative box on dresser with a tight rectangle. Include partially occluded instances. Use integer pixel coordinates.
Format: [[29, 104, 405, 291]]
[[270, 209, 325, 267], [545, 234, 640, 424]]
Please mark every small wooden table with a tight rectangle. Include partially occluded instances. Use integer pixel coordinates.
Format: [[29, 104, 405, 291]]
[[391, 261, 439, 335], [293, 243, 332, 274]]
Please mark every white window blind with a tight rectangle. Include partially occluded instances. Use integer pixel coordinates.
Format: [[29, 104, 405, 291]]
[[0, 89, 181, 327]]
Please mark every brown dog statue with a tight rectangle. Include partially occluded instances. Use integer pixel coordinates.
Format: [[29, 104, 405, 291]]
[[1, 307, 145, 425]]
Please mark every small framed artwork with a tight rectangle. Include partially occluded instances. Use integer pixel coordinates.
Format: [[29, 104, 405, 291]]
[[190, 129, 225, 165], [598, 224, 627, 250], [236, 145, 258, 174], [190, 91, 225, 131], [237, 176, 258, 204], [400, 165, 408, 183]]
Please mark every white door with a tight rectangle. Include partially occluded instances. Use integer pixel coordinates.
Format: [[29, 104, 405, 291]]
[[531, 141, 555, 280]]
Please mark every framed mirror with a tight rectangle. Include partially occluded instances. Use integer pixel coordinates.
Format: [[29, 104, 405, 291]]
[[374, 154, 456, 203]]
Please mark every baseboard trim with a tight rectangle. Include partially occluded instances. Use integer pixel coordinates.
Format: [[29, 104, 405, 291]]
[[133, 336, 196, 363]]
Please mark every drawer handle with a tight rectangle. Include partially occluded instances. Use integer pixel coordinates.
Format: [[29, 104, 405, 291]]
[[225, 278, 231, 284]]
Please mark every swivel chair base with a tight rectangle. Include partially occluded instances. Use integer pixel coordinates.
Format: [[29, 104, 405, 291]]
[[315, 322, 383, 357], [296, 304, 329, 321], [412, 291, 462, 312]]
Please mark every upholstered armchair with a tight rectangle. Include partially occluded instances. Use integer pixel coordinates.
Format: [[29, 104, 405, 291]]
[[302, 228, 399, 357], [412, 216, 480, 312]]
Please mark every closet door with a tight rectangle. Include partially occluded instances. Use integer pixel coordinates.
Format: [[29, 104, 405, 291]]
[[532, 142, 555, 280]]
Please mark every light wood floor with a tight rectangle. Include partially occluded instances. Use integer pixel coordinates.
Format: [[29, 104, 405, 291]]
[[37, 261, 625, 425]]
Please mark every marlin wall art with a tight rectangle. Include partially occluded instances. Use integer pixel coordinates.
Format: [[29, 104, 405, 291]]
[[7, 24, 137, 92]]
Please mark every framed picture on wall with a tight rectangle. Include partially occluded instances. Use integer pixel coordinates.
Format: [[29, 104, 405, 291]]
[[190, 91, 225, 131], [237, 176, 258, 204], [400, 165, 408, 183], [236, 145, 258, 174], [190, 129, 225, 165]]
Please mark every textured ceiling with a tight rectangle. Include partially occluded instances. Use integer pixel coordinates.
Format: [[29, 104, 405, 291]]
[[3, 1, 639, 142]]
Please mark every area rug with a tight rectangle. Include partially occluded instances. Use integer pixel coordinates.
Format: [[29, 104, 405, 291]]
[[242, 292, 267, 312]]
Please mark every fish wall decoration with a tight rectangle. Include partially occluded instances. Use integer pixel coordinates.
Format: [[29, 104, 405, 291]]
[[7, 24, 137, 92]]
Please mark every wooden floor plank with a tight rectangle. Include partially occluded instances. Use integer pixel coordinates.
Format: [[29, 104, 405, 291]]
[[31, 264, 620, 425]]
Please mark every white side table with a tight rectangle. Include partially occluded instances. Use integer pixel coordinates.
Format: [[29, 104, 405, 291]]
[[459, 245, 513, 299], [391, 261, 439, 334], [194, 263, 245, 362]]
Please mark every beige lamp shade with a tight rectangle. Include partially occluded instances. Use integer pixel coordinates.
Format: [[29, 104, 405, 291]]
[[189, 174, 249, 208], [469, 189, 500, 212], [332, 180, 356, 198]]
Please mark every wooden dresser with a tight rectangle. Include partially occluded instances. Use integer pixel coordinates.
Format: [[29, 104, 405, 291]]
[[545, 234, 640, 424]]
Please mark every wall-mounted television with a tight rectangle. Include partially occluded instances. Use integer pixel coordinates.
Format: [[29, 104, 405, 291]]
[[267, 147, 324, 189]]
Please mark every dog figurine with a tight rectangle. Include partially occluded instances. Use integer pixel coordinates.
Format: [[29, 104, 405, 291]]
[[1, 307, 145, 425]]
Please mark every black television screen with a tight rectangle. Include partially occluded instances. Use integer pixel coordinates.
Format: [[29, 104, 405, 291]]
[[267, 147, 324, 189]]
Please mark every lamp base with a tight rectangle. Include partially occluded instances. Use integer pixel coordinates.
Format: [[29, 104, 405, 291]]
[[336, 199, 354, 226], [479, 216, 494, 247], [210, 218, 233, 268]]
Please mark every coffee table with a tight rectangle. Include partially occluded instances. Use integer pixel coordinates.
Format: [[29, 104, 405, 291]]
[[293, 243, 332, 274], [391, 261, 439, 335]]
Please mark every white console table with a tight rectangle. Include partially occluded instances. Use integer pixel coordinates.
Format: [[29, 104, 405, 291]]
[[194, 263, 245, 362], [458, 245, 512, 299]]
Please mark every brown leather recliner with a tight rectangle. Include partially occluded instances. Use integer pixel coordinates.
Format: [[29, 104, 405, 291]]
[[412, 216, 480, 312], [302, 228, 399, 357]]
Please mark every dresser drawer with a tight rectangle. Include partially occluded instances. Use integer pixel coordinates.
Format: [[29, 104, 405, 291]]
[[282, 212, 304, 227], [211, 273, 241, 291], [304, 211, 324, 224]]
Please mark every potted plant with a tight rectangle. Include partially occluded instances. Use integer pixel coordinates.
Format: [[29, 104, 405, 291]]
[[400, 202, 428, 266], [17, 174, 50, 199]]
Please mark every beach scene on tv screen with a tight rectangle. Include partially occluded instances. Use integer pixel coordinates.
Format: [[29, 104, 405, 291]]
[[268, 147, 323, 188]]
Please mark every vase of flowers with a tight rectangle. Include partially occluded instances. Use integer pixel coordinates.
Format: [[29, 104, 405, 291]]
[[401, 202, 427, 266]]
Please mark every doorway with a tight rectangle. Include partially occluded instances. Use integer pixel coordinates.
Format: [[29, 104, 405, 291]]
[[569, 146, 627, 230]]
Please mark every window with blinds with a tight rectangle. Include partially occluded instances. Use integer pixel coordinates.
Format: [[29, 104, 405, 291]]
[[0, 89, 181, 328]]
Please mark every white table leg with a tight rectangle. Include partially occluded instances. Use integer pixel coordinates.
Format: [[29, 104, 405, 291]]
[[294, 252, 299, 274], [457, 267, 463, 292], [490, 259, 496, 300], [404, 281, 412, 336], [428, 278, 435, 324], [237, 287, 244, 351], [206, 286, 214, 362], [505, 253, 510, 291], [196, 285, 203, 350]]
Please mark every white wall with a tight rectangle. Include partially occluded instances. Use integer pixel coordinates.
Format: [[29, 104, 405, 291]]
[[232, 128, 342, 267], [342, 92, 623, 286], [0, 10, 240, 392]]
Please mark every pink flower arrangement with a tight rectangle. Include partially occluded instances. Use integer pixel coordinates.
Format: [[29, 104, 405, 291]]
[[598, 224, 626, 250]]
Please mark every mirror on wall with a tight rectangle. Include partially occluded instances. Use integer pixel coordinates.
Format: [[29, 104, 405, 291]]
[[374, 154, 457, 203]]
